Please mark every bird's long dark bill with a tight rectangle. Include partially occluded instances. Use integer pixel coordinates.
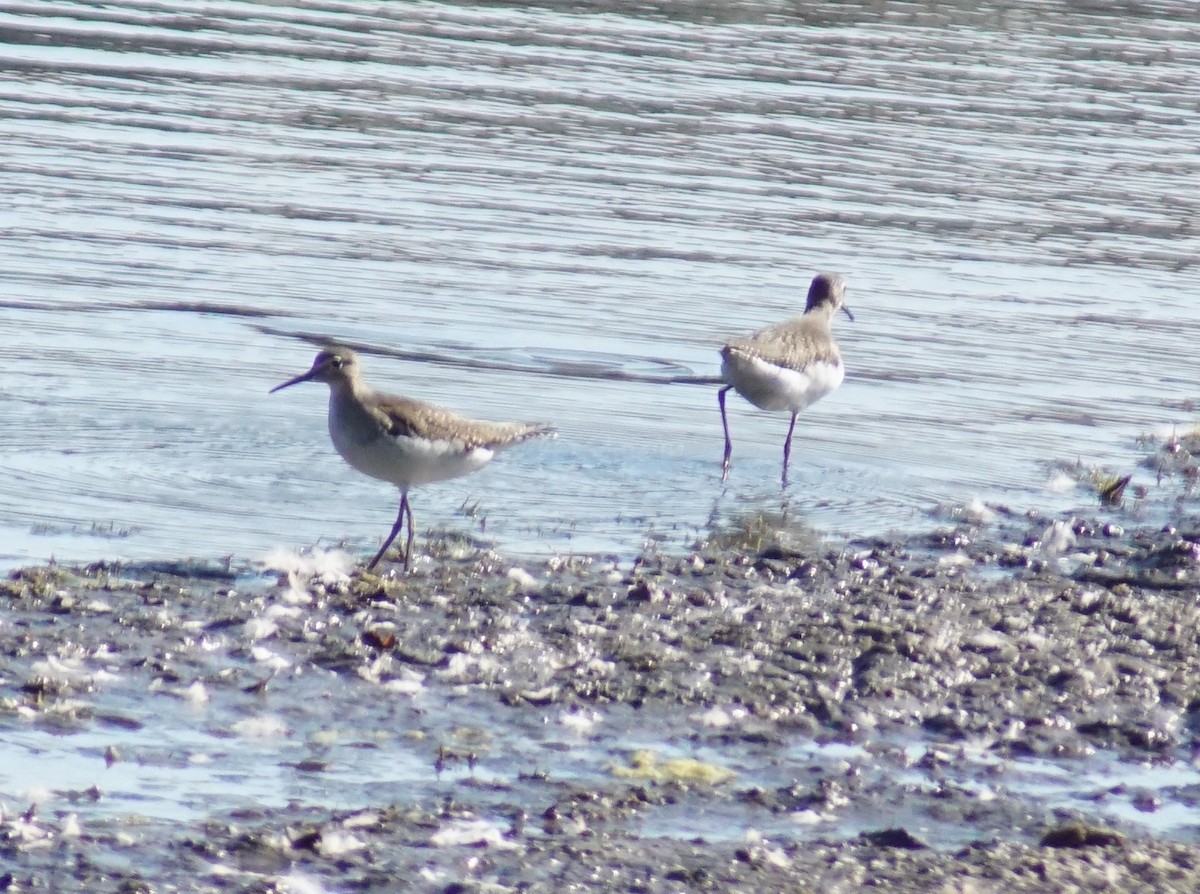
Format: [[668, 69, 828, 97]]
[[270, 368, 319, 393], [842, 305, 855, 322]]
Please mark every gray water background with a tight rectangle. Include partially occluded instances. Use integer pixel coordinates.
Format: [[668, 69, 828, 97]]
[[1, 0, 1198, 564]]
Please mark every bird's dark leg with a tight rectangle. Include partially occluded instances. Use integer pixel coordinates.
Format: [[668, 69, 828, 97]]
[[368, 490, 410, 570], [718, 386, 734, 481], [781, 412, 798, 488], [401, 492, 415, 569]]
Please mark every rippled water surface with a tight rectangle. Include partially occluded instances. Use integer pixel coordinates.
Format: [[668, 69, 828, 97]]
[[1, 0, 1198, 565]]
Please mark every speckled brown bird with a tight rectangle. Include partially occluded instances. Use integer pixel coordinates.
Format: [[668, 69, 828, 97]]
[[718, 273, 853, 486], [272, 347, 554, 570]]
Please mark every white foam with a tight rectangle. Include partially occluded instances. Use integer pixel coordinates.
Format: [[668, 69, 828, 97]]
[[183, 681, 210, 705], [937, 552, 973, 569], [961, 498, 995, 524], [693, 705, 748, 728], [243, 616, 279, 642], [1045, 473, 1077, 494], [250, 646, 291, 671], [275, 874, 327, 894], [507, 566, 540, 592], [1041, 518, 1077, 554], [743, 829, 791, 867], [560, 709, 602, 735], [384, 671, 426, 696], [266, 603, 303, 621], [342, 811, 382, 829], [260, 547, 354, 581], [231, 715, 288, 739], [967, 631, 1011, 650], [429, 818, 516, 849], [316, 829, 365, 857]]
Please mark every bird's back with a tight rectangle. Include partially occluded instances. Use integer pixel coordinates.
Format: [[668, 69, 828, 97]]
[[722, 314, 841, 373]]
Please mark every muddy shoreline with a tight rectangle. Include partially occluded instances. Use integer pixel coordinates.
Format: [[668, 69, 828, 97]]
[[4, 456, 1200, 890]]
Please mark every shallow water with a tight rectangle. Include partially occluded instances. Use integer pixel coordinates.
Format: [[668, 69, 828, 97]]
[[1, 0, 1198, 566], [8, 639, 1200, 846]]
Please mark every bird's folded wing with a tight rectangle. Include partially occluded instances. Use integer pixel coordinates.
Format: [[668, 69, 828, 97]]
[[370, 395, 546, 449], [724, 323, 840, 373]]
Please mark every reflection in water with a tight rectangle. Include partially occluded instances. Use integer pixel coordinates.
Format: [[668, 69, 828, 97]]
[[0, 0, 1198, 566]]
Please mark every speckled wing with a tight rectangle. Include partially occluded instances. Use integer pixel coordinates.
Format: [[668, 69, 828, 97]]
[[722, 317, 841, 373], [369, 394, 554, 449]]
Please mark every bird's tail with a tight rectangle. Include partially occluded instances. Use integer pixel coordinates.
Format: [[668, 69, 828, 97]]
[[520, 422, 557, 441], [487, 420, 557, 451]]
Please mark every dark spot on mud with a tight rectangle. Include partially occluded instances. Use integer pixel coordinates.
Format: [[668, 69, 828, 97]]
[[1041, 823, 1125, 849], [861, 827, 928, 849]]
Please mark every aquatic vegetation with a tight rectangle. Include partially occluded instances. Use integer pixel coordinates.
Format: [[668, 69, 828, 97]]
[[1095, 472, 1132, 506], [1044, 459, 1140, 508], [610, 749, 736, 785]]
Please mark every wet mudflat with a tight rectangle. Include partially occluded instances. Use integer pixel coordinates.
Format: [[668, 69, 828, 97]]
[[4, 434, 1200, 891]]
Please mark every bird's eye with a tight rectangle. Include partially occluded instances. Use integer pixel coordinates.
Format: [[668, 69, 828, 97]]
[[331, 356, 344, 369]]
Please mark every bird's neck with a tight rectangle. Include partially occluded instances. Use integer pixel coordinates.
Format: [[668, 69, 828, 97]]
[[326, 377, 372, 416]]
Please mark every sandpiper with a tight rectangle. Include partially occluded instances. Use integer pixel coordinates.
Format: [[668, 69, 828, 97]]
[[271, 347, 554, 570], [718, 273, 853, 486]]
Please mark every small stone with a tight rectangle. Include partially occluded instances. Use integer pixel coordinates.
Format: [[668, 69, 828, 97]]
[[860, 828, 927, 849], [1040, 823, 1124, 848]]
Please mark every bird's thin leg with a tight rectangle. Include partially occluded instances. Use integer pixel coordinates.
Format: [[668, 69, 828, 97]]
[[718, 386, 734, 481], [401, 492, 415, 570], [367, 490, 409, 570], [781, 412, 798, 488]]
